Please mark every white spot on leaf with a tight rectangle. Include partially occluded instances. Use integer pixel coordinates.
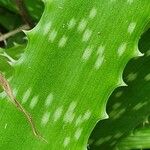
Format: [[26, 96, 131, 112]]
[[146, 50, 150, 56], [82, 29, 92, 42], [13, 89, 18, 97], [4, 123, 7, 129], [112, 103, 121, 109], [133, 102, 148, 111], [68, 18, 76, 29], [77, 19, 87, 32], [45, 93, 53, 108], [115, 91, 123, 98], [28, 7, 34, 11], [144, 73, 150, 81], [63, 101, 77, 123], [127, 72, 137, 81], [117, 43, 127, 56], [110, 0, 116, 2], [114, 132, 123, 138], [113, 108, 126, 119], [97, 45, 105, 55], [63, 137, 70, 147], [94, 56, 104, 69], [41, 111, 50, 126], [44, 22, 52, 35], [128, 22, 136, 34], [74, 128, 83, 140], [127, 0, 134, 4], [0, 91, 7, 99], [75, 115, 83, 126], [22, 88, 32, 104], [8, 76, 13, 82], [49, 29, 57, 42], [53, 106, 63, 122], [82, 46, 93, 61], [29, 96, 39, 109], [94, 45, 105, 69], [89, 7, 97, 19], [58, 35, 68, 47], [83, 110, 91, 120], [95, 136, 113, 146], [95, 138, 105, 146]]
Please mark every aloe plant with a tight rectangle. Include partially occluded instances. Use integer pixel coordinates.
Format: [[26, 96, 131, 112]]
[[89, 28, 150, 150], [0, 1, 150, 150], [117, 126, 150, 149]]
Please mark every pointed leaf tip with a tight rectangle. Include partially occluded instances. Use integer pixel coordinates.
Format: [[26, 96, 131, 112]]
[[102, 111, 109, 120], [118, 78, 127, 87]]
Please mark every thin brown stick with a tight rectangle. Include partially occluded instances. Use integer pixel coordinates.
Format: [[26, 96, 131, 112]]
[[0, 73, 47, 143], [0, 32, 6, 47], [0, 25, 30, 42]]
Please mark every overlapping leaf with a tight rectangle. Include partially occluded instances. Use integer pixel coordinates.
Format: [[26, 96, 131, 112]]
[[117, 125, 150, 149], [0, 44, 25, 76], [89, 28, 150, 150]]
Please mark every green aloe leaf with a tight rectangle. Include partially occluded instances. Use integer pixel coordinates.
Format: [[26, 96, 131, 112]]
[[116, 126, 150, 149], [0, 44, 25, 76], [5, 33, 27, 48], [89, 27, 150, 149], [0, 50, 12, 77], [0, 1, 150, 150], [116, 27, 150, 150]]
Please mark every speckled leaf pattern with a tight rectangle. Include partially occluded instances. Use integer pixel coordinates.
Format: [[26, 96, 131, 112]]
[[89, 27, 150, 150], [0, 1, 150, 150], [117, 126, 150, 149]]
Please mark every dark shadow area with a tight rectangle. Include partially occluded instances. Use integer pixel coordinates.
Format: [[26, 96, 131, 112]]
[[0, 0, 44, 48]]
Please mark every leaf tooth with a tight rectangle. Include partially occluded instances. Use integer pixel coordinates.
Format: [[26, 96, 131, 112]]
[[13, 42, 19, 46], [135, 50, 144, 57], [22, 29, 30, 36], [41, 0, 49, 4], [23, 26, 37, 38], [117, 77, 127, 87], [22, 29, 33, 40], [133, 46, 144, 57], [99, 102, 109, 120], [102, 111, 109, 120]]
